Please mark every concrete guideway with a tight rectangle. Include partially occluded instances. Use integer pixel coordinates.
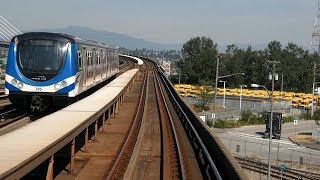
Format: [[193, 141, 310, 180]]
[[0, 69, 139, 179]]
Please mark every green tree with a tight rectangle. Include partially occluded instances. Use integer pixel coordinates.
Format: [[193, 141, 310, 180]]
[[178, 36, 218, 84], [199, 88, 214, 108]]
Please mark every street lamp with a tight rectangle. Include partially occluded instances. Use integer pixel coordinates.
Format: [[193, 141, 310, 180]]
[[178, 68, 181, 88], [239, 85, 247, 110], [280, 74, 284, 93], [312, 81, 320, 116], [219, 80, 227, 108], [251, 84, 273, 180], [214, 72, 245, 108]]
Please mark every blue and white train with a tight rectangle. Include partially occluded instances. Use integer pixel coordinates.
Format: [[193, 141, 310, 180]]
[[5, 32, 119, 110]]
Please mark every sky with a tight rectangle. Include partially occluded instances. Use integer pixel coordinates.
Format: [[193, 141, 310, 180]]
[[0, 0, 318, 47]]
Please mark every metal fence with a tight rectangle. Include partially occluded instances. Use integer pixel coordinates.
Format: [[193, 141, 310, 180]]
[[313, 128, 320, 142], [219, 137, 320, 174], [184, 96, 302, 121]]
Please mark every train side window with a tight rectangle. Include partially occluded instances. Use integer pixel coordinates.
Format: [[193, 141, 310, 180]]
[[77, 50, 82, 70]]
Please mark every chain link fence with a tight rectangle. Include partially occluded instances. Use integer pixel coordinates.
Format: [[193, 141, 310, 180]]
[[219, 136, 320, 174]]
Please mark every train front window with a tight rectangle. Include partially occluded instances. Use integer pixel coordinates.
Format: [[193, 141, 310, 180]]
[[17, 39, 68, 81]]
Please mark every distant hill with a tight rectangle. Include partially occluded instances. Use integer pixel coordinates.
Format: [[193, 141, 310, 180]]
[[32, 26, 301, 52], [36, 26, 181, 50]]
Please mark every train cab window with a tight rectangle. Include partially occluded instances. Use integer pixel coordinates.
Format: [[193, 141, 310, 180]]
[[77, 50, 82, 70]]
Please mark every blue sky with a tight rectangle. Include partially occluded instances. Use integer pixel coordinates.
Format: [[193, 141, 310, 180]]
[[0, 0, 318, 47]]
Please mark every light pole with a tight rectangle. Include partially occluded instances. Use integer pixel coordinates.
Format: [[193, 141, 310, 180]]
[[251, 84, 273, 180], [281, 74, 284, 93], [239, 85, 247, 110], [178, 68, 181, 88], [219, 80, 227, 108], [251, 61, 278, 180], [214, 72, 245, 108], [312, 82, 320, 116], [214, 56, 219, 109]]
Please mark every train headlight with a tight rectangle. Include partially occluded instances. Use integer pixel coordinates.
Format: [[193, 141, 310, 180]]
[[11, 79, 17, 85], [61, 81, 67, 87], [17, 82, 23, 89], [54, 83, 61, 90]]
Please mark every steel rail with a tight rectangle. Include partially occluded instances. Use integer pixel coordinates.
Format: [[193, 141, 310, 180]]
[[106, 67, 149, 179], [158, 70, 222, 180], [154, 73, 187, 179]]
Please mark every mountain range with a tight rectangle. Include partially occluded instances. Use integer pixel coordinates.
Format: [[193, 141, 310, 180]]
[[35, 26, 277, 51], [38, 26, 181, 50]]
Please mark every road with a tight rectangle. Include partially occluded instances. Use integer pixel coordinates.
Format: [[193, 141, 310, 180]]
[[211, 120, 320, 170]]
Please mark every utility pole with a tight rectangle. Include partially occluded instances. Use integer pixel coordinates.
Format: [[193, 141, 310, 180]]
[[281, 74, 284, 93], [239, 85, 247, 110], [214, 55, 219, 109], [267, 60, 279, 180]]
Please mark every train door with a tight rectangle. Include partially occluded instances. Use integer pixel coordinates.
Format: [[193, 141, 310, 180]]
[[83, 49, 88, 87], [92, 49, 96, 84], [109, 51, 112, 76], [96, 50, 101, 81], [100, 49, 103, 80], [102, 50, 106, 79], [76, 49, 83, 93], [106, 50, 110, 77], [87, 50, 93, 86]]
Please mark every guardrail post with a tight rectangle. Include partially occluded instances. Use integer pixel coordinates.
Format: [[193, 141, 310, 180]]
[[121, 95, 124, 104], [115, 100, 119, 114], [309, 150, 312, 175], [101, 113, 106, 131], [112, 104, 116, 117], [94, 120, 98, 141], [70, 139, 75, 174], [107, 109, 111, 125], [84, 127, 88, 152], [46, 155, 54, 180], [244, 140, 247, 156], [277, 142, 280, 165]]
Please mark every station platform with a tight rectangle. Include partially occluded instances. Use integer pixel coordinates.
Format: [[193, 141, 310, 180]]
[[120, 54, 144, 65], [0, 69, 138, 179]]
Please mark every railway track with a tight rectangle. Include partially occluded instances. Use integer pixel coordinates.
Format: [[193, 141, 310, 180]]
[[236, 156, 320, 180], [105, 60, 221, 179], [106, 61, 196, 179]]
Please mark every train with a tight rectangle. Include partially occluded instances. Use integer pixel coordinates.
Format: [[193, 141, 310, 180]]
[[5, 32, 119, 111]]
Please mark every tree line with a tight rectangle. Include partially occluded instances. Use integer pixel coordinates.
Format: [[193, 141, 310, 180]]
[[173, 36, 320, 93]]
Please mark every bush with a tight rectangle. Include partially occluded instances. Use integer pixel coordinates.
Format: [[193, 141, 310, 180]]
[[283, 116, 294, 123], [193, 103, 210, 112], [206, 120, 214, 127], [239, 110, 264, 125], [301, 113, 312, 120], [213, 119, 242, 128]]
